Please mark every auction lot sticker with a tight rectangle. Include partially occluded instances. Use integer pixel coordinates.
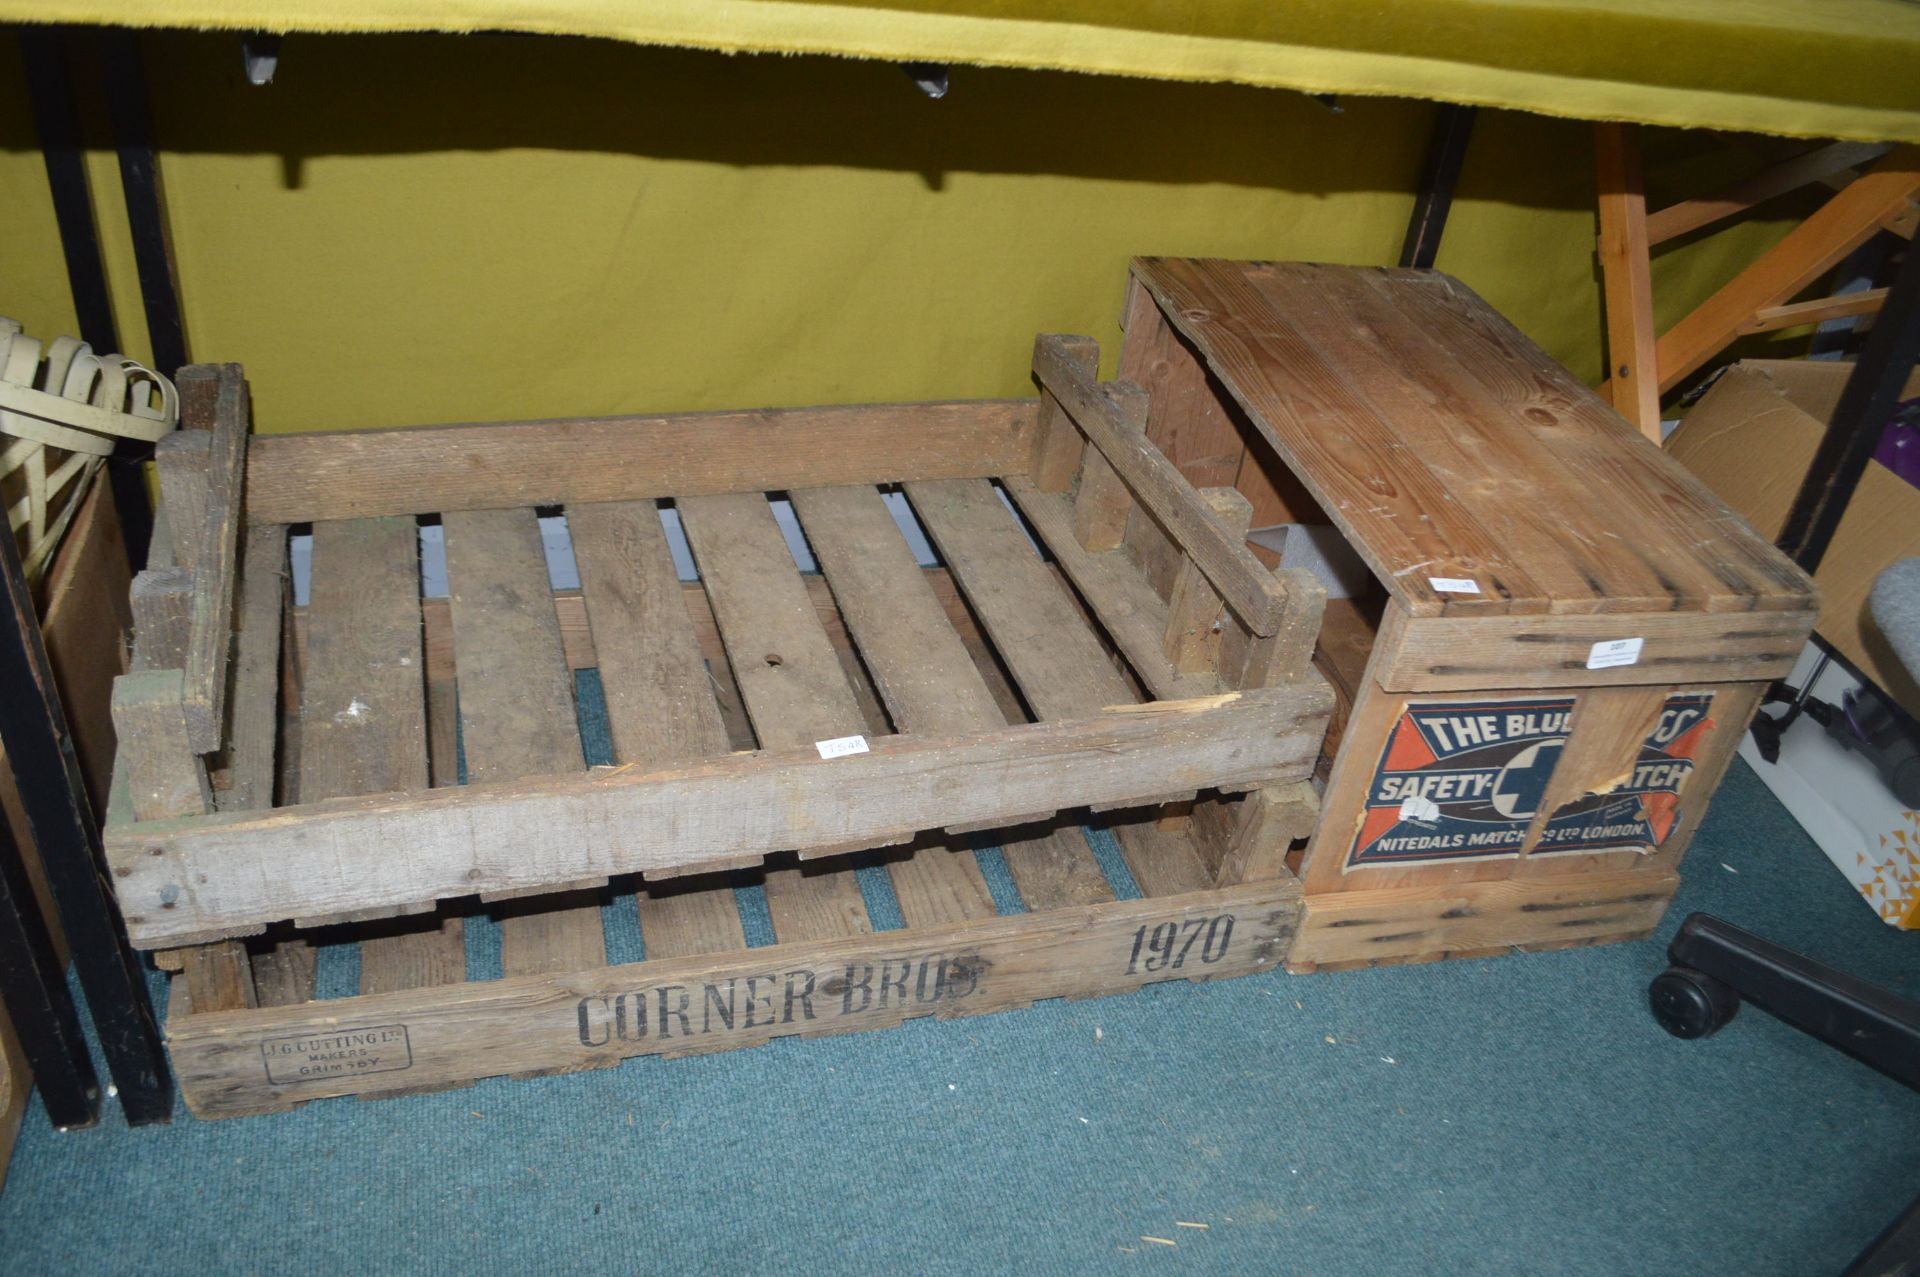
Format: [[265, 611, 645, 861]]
[[1346, 697, 1575, 869]]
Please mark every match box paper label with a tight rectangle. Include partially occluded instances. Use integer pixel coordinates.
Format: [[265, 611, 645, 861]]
[[1534, 693, 1715, 856], [1347, 697, 1575, 868], [1586, 637, 1644, 670], [815, 735, 870, 759]]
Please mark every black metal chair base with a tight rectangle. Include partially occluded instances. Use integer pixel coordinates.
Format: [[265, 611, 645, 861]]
[[1650, 913, 1920, 1273], [1651, 913, 1920, 1089]]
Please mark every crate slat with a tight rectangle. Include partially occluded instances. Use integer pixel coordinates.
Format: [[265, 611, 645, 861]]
[[169, 877, 1302, 1119], [676, 492, 874, 944], [304, 516, 470, 1000], [301, 518, 429, 803], [113, 681, 1326, 944], [243, 400, 1037, 525], [787, 484, 999, 927], [1358, 268, 1814, 613], [220, 524, 313, 1009], [570, 501, 732, 767], [901, 479, 1119, 909], [568, 500, 749, 960], [443, 508, 607, 978]]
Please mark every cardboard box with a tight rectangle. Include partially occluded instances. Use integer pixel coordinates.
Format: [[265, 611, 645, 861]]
[[1737, 647, 1920, 929], [1668, 360, 1920, 717]]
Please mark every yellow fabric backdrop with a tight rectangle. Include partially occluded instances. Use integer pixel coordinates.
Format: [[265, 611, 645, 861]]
[[3, 0, 1918, 142], [0, 32, 1811, 437]]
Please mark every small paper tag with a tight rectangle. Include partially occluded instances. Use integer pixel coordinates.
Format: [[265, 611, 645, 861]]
[[815, 734, 870, 759], [1587, 637, 1644, 670], [1428, 577, 1482, 594]]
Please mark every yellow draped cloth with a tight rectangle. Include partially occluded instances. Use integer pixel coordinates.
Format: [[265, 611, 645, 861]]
[[4, 0, 1918, 141]]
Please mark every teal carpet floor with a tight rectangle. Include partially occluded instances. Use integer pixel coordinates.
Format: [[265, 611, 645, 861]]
[[1, 758, 1916, 1275]]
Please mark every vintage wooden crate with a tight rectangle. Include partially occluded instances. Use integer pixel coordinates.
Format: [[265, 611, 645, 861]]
[[104, 350, 1330, 1116], [1118, 258, 1819, 971]]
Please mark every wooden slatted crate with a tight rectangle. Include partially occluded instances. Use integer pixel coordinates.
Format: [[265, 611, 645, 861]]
[[104, 350, 1330, 1116], [1118, 258, 1820, 971]]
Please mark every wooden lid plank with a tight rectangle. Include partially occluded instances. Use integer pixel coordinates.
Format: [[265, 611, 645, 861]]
[[1131, 257, 1537, 615], [1387, 270, 1815, 612], [1129, 256, 1814, 616]]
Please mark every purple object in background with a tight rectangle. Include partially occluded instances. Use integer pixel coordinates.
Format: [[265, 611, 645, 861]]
[[1874, 399, 1920, 491]]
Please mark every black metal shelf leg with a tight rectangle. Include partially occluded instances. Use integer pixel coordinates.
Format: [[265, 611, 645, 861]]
[[0, 812, 100, 1130], [20, 26, 154, 573], [0, 522, 171, 1125], [1399, 104, 1477, 270]]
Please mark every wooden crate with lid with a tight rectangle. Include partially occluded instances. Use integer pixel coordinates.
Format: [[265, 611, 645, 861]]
[[1119, 257, 1819, 971]]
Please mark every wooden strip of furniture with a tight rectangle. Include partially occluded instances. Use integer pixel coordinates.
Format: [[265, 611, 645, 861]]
[[1743, 288, 1890, 335], [1371, 600, 1815, 691], [109, 679, 1324, 946], [1128, 258, 1535, 614], [676, 492, 874, 944], [219, 525, 314, 1008], [442, 508, 605, 978], [243, 400, 1037, 524], [905, 478, 1217, 898], [789, 485, 1005, 925], [168, 877, 1299, 1118], [214, 525, 284, 815], [172, 365, 248, 752], [567, 500, 748, 959], [1285, 871, 1676, 972], [1595, 122, 1665, 441], [302, 517, 469, 1000], [1375, 271, 1815, 612], [1644, 141, 1890, 247], [300, 520, 429, 812], [1031, 334, 1292, 635]]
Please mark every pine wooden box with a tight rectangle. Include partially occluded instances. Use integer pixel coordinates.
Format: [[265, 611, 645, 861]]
[[104, 349, 1330, 1116], [1119, 258, 1819, 971]]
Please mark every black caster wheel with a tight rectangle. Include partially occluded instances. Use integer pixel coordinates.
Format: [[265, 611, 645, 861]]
[[1649, 964, 1741, 1039]]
